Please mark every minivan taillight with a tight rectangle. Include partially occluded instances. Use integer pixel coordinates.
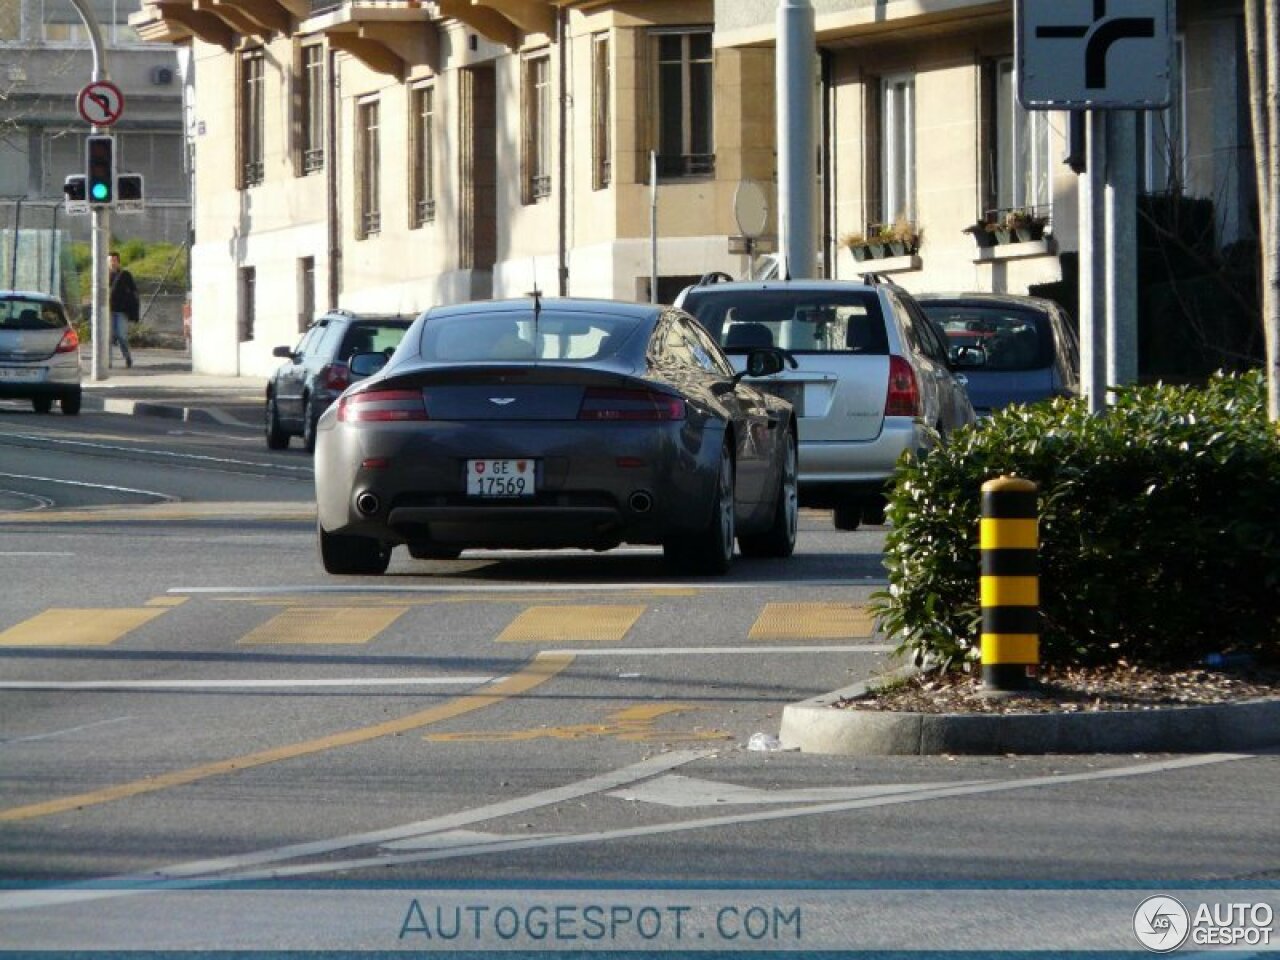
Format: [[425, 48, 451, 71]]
[[885, 355, 921, 417], [337, 389, 428, 422], [319, 363, 350, 391], [55, 329, 80, 353], [578, 387, 686, 421]]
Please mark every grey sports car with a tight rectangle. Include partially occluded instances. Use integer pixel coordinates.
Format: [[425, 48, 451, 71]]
[[313, 297, 799, 576]]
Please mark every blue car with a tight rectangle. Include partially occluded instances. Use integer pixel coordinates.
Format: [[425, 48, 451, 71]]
[[916, 292, 1079, 414]]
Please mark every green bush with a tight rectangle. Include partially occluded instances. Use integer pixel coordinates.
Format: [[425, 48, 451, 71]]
[[871, 370, 1280, 670]]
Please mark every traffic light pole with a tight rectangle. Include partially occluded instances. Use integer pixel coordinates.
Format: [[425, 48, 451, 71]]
[[68, 0, 111, 381]]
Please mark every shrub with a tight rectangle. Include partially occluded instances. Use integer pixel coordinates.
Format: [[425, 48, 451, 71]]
[[871, 371, 1280, 670]]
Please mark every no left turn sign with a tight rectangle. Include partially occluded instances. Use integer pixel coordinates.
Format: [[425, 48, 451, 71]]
[[77, 81, 125, 126]]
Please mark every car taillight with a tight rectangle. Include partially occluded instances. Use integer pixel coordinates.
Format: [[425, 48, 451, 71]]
[[578, 387, 686, 421], [319, 363, 350, 391], [55, 329, 79, 353], [337, 389, 428, 422], [885, 355, 921, 417]]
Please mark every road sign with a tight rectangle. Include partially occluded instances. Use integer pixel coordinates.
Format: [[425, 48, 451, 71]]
[[116, 173, 145, 214], [1017, 0, 1173, 109], [77, 80, 125, 126], [63, 175, 88, 215]]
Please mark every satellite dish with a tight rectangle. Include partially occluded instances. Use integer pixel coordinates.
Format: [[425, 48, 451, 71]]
[[733, 180, 769, 240]]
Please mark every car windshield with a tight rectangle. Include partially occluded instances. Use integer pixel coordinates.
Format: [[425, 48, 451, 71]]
[[0, 297, 66, 331], [420, 311, 640, 363], [339, 323, 410, 363], [681, 290, 888, 355], [920, 304, 1051, 371]]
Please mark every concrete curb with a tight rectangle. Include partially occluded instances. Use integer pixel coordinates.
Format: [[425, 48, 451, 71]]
[[85, 396, 252, 428], [779, 672, 1280, 756]]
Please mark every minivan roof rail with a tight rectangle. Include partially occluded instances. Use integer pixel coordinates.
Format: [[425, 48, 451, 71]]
[[696, 271, 735, 286]]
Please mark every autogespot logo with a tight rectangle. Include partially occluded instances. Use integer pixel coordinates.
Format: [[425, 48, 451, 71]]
[[1134, 895, 1191, 952]]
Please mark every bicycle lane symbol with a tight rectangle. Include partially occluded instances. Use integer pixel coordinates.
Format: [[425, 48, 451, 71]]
[[423, 704, 732, 744]]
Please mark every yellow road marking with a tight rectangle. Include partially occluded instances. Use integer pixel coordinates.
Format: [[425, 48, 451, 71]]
[[146, 596, 189, 608], [0, 608, 167, 647], [425, 702, 730, 743], [748, 602, 874, 640], [238, 606, 408, 645], [0, 653, 575, 824], [496, 605, 646, 643]]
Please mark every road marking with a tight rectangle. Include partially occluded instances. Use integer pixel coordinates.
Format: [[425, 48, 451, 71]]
[[0, 653, 574, 824], [0, 677, 493, 692], [749, 602, 875, 639], [0, 750, 712, 907], [0, 551, 74, 557], [0, 502, 316, 524], [0, 433, 314, 476], [541, 644, 893, 657], [145, 596, 188, 608], [1, 716, 134, 745], [425, 703, 729, 743], [380, 829, 563, 852], [0, 608, 167, 647], [607, 774, 986, 807], [496, 604, 645, 643], [238, 606, 409, 645], [169, 579, 881, 596], [0, 472, 174, 503]]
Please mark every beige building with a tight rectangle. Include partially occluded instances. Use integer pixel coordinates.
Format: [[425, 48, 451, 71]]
[[130, 0, 1253, 377]]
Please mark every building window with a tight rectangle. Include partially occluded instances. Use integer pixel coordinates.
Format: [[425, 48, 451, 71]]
[[878, 73, 915, 226], [356, 98, 380, 238], [410, 84, 436, 226], [992, 58, 1051, 217], [592, 33, 611, 190], [1139, 35, 1185, 193], [239, 47, 265, 188], [299, 44, 325, 175], [239, 266, 256, 342], [523, 53, 552, 203], [653, 28, 714, 178], [298, 257, 315, 332]]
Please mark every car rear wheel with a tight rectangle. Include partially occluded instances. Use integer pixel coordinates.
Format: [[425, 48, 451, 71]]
[[265, 397, 289, 450], [664, 442, 735, 575], [302, 395, 318, 454], [31, 397, 53, 414], [832, 503, 861, 531], [738, 429, 797, 558], [317, 521, 391, 575], [60, 390, 81, 416], [408, 543, 463, 560]]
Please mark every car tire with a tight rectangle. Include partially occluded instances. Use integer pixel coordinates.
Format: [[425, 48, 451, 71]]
[[60, 390, 82, 416], [832, 503, 862, 531], [302, 395, 318, 454], [408, 543, 463, 560], [664, 442, 735, 576], [738, 429, 797, 558], [861, 496, 887, 526], [265, 396, 289, 450], [31, 397, 53, 414], [317, 521, 391, 575]]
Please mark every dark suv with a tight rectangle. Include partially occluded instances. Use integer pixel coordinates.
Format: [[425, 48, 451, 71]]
[[265, 310, 411, 452]]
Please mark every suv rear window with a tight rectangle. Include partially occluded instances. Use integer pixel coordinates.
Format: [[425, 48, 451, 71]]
[[338, 322, 410, 363], [919, 304, 1051, 371], [681, 290, 889, 355], [0, 297, 66, 330]]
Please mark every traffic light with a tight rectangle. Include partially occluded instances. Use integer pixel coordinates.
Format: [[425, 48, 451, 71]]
[[85, 135, 115, 205], [63, 174, 86, 202], [116, 173, 144, 202]]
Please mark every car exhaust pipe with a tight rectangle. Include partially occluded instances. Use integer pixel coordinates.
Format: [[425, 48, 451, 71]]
[[355, 491, 381, 516], [628, 491, 653, 514]]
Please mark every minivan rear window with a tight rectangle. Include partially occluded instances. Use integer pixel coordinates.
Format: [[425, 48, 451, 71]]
[[919, 305, 1051, 371], [681, 290, 889, 355], [339, 322, 410, 362], [0, 297, 66, 331]]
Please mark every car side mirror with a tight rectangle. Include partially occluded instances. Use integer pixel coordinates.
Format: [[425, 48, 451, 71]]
[[349, 351, 389, 379], [744, 348, 788, 378], [272, 345, 295, 359]]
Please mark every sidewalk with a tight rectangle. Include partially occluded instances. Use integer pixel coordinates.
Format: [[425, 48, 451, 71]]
[[80, 347, 265, 428]]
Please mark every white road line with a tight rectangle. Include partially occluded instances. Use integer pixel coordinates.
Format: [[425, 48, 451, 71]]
[[170, 580, 883, 596], [0, 489, 54, 511], [542, 645, 892, 656], [2, 716, 134, 745], [0, 472, 175, 503], [0, 552, 75, 557], [0, 677, 494, 692], [1, 433, 313, 476]]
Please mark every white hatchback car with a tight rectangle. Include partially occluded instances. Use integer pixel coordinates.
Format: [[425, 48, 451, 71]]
[[0, 291, 83, 415], [675, 275, 975, 529]]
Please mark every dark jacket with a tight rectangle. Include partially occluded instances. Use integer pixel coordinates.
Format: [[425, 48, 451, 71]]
[[110, 268, 139, 323]]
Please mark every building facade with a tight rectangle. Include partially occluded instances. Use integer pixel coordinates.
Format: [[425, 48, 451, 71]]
[[128, 0, 1254, 377]]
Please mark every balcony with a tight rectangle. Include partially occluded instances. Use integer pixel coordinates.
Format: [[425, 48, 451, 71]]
[[299, 0, 436, 78]]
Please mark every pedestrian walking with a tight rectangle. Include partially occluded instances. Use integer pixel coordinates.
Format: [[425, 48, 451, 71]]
[[108, 251, 137, 368]]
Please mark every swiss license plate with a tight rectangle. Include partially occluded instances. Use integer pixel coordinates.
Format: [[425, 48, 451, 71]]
[[0, 366, 42, 383], [466, 459, 536, 497]]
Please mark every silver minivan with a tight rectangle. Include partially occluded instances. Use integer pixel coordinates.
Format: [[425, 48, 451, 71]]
[[676, 276, 975, 529], [0, 291, 82, 415]]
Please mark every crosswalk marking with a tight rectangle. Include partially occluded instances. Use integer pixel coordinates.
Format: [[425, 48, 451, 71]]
[[748, 602, 875, 640], [237, 607, 409, 645], [496, 605, 645, 643], [0, 608, 167, 647]]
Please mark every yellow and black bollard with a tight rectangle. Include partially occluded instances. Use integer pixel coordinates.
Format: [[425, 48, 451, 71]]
[[979, 476, 1040, 692]]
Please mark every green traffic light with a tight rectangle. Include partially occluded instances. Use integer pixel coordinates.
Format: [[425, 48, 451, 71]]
[[91, 183, 110, 201]]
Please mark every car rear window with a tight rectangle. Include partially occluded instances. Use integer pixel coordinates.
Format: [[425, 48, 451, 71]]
[[919, 304, 1052, 371], [0, 297, 66, 330], [338, 322, 410, 362], [681, 290, 889, 355], [420, 311, 640, 363]]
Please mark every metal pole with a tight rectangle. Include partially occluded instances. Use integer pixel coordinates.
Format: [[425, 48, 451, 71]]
[[1079, 110, 1108, 414], [1105, 110, 1139, 395], [650, 150, 658, 304], [7, 199, 19, 289], [777, 0, 816, 280]]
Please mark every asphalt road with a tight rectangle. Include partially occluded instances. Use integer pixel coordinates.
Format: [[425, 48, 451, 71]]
[[1, 402, 1277, 954]]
